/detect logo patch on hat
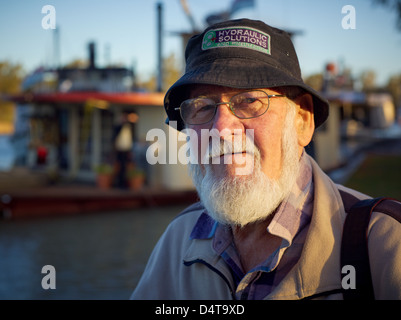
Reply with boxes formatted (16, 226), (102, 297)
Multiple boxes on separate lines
(202, 26), (271, 55)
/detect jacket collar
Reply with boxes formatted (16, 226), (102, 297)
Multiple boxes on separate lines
(267, 155), (346, 299)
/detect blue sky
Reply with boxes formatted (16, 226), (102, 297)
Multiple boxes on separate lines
(0, 0), (400, 86)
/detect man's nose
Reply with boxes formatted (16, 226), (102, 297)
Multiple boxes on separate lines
(211, 101), (243, 134)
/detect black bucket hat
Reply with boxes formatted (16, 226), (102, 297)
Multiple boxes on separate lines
(164, 18), (329, 131)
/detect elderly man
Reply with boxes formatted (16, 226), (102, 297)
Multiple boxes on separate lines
(131, 19), (401, 300)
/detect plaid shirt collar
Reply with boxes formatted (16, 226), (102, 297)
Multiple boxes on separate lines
(189, 152), (314, 299)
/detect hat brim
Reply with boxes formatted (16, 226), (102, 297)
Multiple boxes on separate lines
(164, 57), (329, 131)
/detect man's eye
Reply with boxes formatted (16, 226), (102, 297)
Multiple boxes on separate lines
(191, 104), (214, 118)
(244, 98), (258, 103)
(235, 97), (261, 108)
(199, 104), (215, 111)
(236, 97), (260, 104)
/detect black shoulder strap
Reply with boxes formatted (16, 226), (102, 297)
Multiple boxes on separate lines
(339, 190), (401, 300)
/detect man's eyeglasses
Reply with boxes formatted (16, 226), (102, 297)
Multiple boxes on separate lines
(175, 90), (286, 125)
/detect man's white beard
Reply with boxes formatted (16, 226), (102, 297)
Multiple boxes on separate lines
(188, 108), (300, 228)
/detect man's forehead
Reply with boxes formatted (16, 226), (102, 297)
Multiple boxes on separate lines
(188, 84), (281, 97)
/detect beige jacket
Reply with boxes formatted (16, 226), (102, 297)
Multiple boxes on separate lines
(131, 155), (401, 300)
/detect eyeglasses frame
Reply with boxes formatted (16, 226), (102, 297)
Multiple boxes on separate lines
(174, 89), (287, 125)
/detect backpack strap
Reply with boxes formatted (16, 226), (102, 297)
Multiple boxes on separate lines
(339, 189), (401, 300)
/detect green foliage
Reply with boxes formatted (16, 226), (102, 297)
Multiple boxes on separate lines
(94, 164), (114, 175)
(0, 61), (24, 94)
(345, 154), (401, 200)
(0, 61), (24, 132)
(304, 73), (324, 92)
(137, 53), (182, 92)
(126, 167), (145, 178)
(387, 73), (401, 106)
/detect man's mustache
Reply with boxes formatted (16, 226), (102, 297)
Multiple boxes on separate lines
(203, 134), (259, 164)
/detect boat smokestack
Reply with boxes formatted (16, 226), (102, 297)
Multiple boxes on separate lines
(88, 41), (96, 69)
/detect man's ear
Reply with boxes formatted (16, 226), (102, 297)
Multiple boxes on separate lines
(294, 93), (315, 147)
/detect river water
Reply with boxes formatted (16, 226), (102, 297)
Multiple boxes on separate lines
(0, 205), (186, 300)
